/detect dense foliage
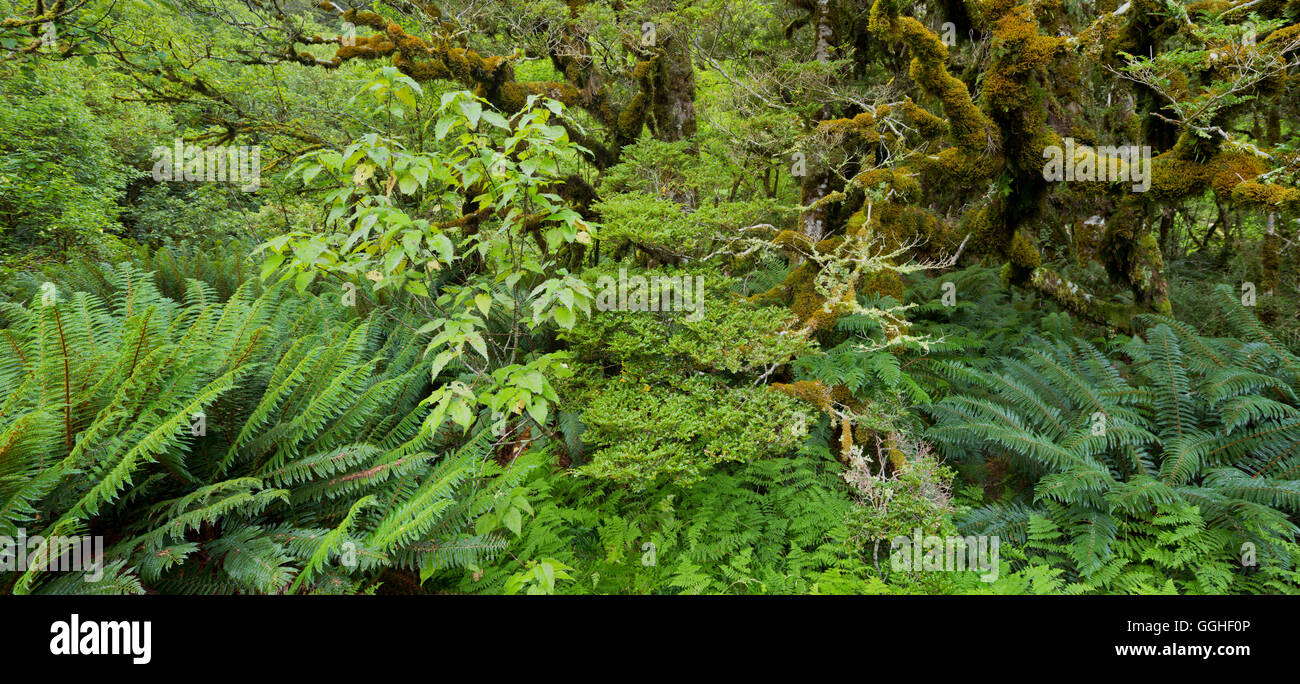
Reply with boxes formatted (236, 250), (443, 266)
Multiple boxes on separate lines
(2, 0), (1298, 594)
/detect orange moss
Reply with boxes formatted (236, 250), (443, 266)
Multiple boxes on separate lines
(331, 34), (397, 64)
(341, 10), (386, 29)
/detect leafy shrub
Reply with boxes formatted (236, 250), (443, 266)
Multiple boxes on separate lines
(560, 266), (814, 486)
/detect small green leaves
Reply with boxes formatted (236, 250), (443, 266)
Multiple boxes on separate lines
(529, 271), (593, 330)
(504, 559), (574, 595)
(357, 66), (423, 117)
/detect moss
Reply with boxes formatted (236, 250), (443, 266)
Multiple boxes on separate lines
(964, 203), (1006, 258)
(493, 80), (579, 113)
(1187, 0), (1234, 12)
(850, 169), (922, 204)
(1013, 122), (1060, 177)
(866, 202), (953, 257)
(769, 229), (807, 254)
(497, 82), (530, 112)
(1135, 232), (1171, 314)
(1149, 148), (1292, 209)
(982, 6), (1063, 113)
(403, 57), (453, 81)
(1068, 125), (1097, 147)
(860, 269), (905, 300)
(1232, 181), (1300, 210)
(820, 111), (884, 145)
(748, 241), (851, 334)
(330, 34), (397, 65)
(844, 208), (869, 235)
(395, 32), (429, 54)
(1028, 267), (1138, 331)
(931, 146), (1001, 185)
(632, 59), (655, 81)
(889, 172), (922, 200)
(617, 92), (649, 139)
(1167, 130), (1218, 162)
(870, 0), (1000, 157)
(1262, 231), (1281, 295)
(900, 98), (947, 139)
(773, 380), (876, 460)
(443, 48), (476, 81)
(1148, 154), (1210, 201)
(1073, 217), (1105, 268)
(773, 379), (833, 412)
(850, 168), (891, 191)
(341, 10), (386, 29)
(1007, 230), (1041, 270)
(1262, 23), (1300, 50)
(839, 419), (855, 456)
(1207, 152), (1267, 200)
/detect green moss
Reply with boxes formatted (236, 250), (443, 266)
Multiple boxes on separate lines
(1232, 181), (1300, 211)
(870, 0), (1000, 157)
(1007, 230), (1041, 270)
(900, 98), (947, 139)
(1149, 155), (1210, 201)
(617, 92), (648, 139)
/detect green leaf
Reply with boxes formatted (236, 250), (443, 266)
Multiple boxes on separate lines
(526, 399), (547, 426)
(398, 174), (418, 195)
(450, 399), (473, 429)
(481, 110), (509, 129)
(459, 99), (483, 129)
(435, 115), (455, 140)
(503, 508), (522, 536)
(294, 270), (315, 293)
(552, 306), (576, 329)
(466, 332), (488, 359)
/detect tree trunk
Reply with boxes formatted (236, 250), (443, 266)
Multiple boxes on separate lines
(797, 0), (840, 242)
(650, 35), (697, 145)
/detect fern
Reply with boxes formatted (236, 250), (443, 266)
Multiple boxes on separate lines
(0, 247), (514, 595)
(929, 296), (1300, 592)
